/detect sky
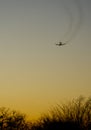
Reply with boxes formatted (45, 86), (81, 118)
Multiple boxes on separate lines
(0, 0), (91, 120)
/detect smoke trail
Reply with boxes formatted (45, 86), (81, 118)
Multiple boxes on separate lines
(61, 1), (74, 42)
(65, 0), (83, 43)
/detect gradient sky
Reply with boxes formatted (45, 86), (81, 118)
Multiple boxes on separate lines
(0, 0), (91, 120)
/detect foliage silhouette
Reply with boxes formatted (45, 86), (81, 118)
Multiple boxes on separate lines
(0, 107), (30, 130)
(0, 96), (91, 130)
(31, 96), (91, 130)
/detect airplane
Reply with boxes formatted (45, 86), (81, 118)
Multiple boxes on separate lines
(55, 42), (66, 46)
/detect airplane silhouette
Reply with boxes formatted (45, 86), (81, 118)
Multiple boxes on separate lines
(56, 42), (66, 46)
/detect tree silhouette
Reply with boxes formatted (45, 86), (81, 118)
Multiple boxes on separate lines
(0, 107), (30, 130)
(31, 96), (91, 130)
(0, 96), (91, 130)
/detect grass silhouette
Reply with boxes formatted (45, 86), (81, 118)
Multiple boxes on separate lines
(0, 96), (91, 130)
(31, 96), (91, 130)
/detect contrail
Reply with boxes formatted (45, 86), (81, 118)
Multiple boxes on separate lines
(66, 0), (83, 43)
(61, 0), (83, 43)
(61, 1), (74, 42)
